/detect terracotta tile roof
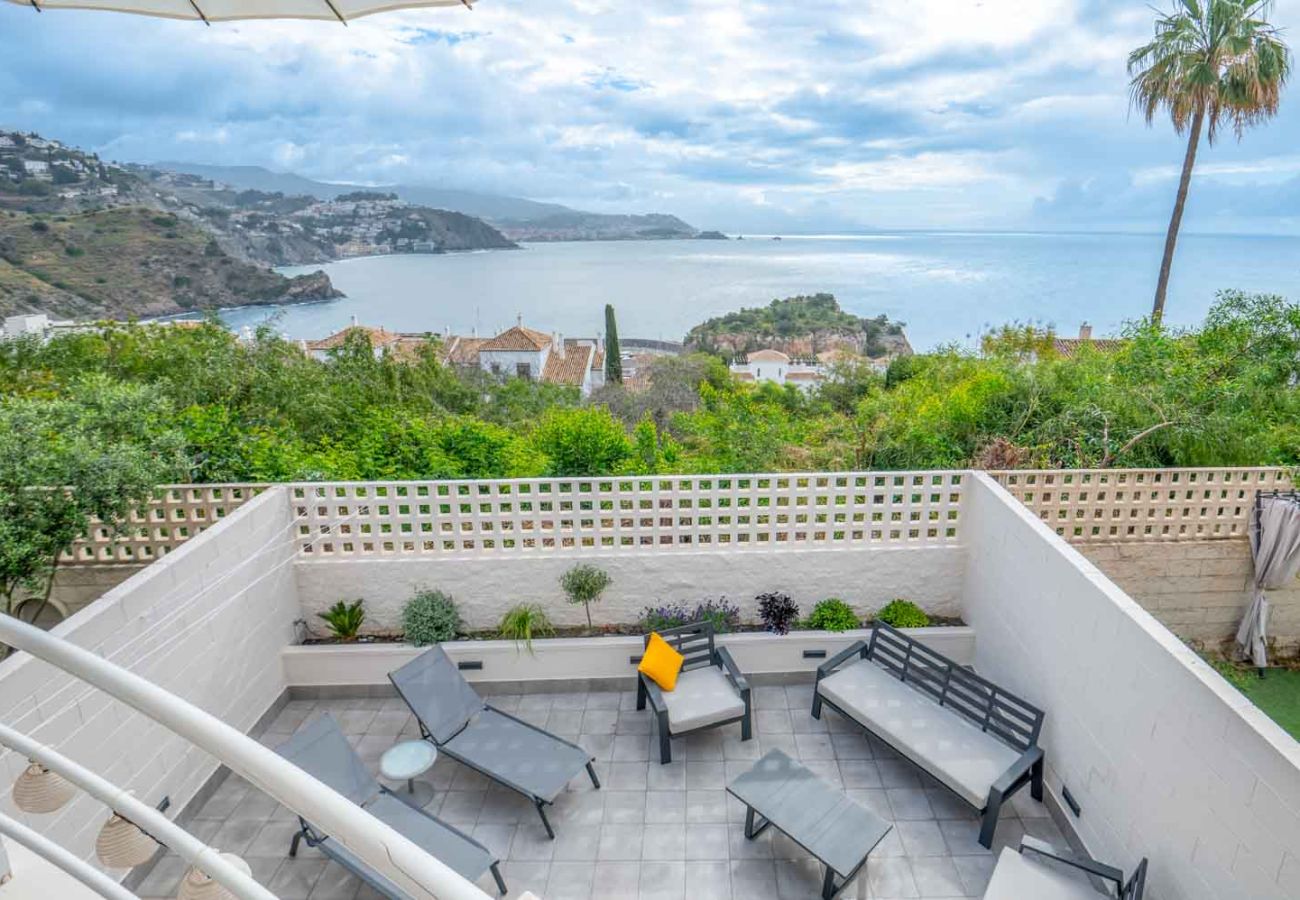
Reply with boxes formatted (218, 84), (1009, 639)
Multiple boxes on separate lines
(479, 324), (553, 352)
(734, 371), (756, 382)
(747, 349), (790, 363)
(785, 371), (822, 381)
(542, 343), (594, 387)
(1051, 337), (1124, 359)
(305, 325), (402, 353)
(442, 336), (490, 366)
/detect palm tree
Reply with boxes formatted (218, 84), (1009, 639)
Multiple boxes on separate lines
(1129, 0), (1291, 322)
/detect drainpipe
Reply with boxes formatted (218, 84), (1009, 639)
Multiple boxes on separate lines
(0, 615), (493, 900)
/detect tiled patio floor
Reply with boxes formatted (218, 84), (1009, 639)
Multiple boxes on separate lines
(135, 684), (1075, 900)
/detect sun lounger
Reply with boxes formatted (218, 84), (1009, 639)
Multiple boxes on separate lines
(275, 713), (506, 896)
(389, 645), (600, 838)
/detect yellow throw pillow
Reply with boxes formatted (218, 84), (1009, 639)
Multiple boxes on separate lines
(638, 632), (684, 691)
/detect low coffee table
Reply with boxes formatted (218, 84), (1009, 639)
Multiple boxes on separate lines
(727, 749), (892, 900)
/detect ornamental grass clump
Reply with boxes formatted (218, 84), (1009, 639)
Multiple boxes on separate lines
(757, 592), (799, 635)
(560, 564), (611, 634)
(498, 603), (555, 654)
(402, 589), (462, 646)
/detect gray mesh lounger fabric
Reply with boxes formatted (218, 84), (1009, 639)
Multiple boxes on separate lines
(389, 645), (600, 837)
(275, 714), (503, 895)
(444, 707), (592, 803)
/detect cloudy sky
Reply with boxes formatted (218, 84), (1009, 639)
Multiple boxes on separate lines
(1, 0), (1298, 232)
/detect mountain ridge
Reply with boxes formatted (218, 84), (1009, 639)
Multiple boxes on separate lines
(153, 161), (699, 240)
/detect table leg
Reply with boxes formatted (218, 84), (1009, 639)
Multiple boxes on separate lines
(743, 806), (772, 840)
(400, 779), (437, 809)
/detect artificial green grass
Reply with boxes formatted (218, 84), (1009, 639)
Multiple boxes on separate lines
(1239, 669), (1300, 741)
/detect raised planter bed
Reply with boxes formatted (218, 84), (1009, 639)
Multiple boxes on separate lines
(281, 626), (976, 691)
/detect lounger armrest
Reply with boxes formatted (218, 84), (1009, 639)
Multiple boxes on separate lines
(1020, 836), (1124, 889)
(714, 646), (749, 695)
(638, 671), (666, 712)
(991, 746), (1043, 796)
(817, 640), (868, 680)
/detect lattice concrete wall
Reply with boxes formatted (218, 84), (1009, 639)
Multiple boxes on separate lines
(62, 484), (266, 564)
(289, 471), (967, 557)
(990, 467), (1292, 542)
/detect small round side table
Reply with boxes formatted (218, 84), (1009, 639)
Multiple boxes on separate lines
(380, 740), (438, 809)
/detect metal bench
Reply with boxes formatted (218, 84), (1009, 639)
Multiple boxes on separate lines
(813, 621), (1046, 848)
(984, 837), (1148, 899)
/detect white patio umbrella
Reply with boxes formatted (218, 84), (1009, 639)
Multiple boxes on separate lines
(2, 0), (470, 25)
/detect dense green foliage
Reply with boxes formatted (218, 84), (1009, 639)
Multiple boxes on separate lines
(318, 599), (365, 641)
(805, 598), (860, 632)
(402, 589), (462, 645)
(0, 378), (186, 627)
(873, 599), (931, 629)
(1, 291), (1298, 491)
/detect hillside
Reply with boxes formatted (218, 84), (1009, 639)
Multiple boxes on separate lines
(685, 293), (912, 358)
(155, 161), (700, 241)
(0, 207), (339, 319)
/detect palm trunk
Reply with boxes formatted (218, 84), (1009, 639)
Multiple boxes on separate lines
(1152, 108), (1205, 324)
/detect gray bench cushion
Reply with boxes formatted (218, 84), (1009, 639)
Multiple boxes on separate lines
(818, 659), (1019, 808)
(663, 666), (745, 732)
(983, 847), (1104, 899)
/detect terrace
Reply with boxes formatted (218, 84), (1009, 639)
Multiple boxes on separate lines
(1, 468), (1298, 900)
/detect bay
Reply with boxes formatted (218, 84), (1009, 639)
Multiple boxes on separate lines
(218, 232), (1300, 351)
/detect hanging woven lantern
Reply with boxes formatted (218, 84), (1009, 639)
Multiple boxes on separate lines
(176, 853), (253, 900)
(12, 761), (76, 814)
(95, 811), (160, 868)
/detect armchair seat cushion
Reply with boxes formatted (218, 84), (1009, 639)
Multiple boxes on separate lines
(983, 847), (1104, 900)
(818, 659), (1019, 808)
(663, 666), (745, 732)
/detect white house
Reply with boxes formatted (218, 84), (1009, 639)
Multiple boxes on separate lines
(730, 348), (826, 390)
(22, 160), (50, 178)
(1, 314), (51, 340)
(474, 321), (604, 396)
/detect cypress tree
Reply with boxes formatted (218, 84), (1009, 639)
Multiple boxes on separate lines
(604, 304), (623, 384)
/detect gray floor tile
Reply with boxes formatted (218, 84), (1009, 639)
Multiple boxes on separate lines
(598, 824), (645, 861)
(268, 858), (328, 900)
(545, 861), (595, 900)
(639, 860), (686, 899)
(641, 823), (686, 860)
(593, 861), (641, 898)
(686, 860), (734, 899)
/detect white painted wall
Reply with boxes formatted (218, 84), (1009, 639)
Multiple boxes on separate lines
(0, 487), (299, 872)
(293, 544), (965, 634)
(961, 473), (1300, 900)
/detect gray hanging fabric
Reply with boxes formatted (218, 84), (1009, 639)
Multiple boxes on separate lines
(1237, 495), (1300, 669)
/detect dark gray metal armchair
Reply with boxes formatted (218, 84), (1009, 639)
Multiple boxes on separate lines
(635, 621), (752, 764)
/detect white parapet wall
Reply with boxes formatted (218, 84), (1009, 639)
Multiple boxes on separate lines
(294, 544), (966, 632)
(0, 486), (300, 869)
(963, 472), (1300, 900)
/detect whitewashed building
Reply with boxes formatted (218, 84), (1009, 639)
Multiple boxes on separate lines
(470, 321), (604, 396)
(730, 348), (826, 390)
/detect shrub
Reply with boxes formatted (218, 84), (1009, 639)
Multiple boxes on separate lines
(806, 598), (859, 632)
(873, 599), (930, 629)
(757, 592), (799, 635)
(640, 597), (740, 634)
(318, 599), (364, 641)
(403, 589), (462, 646)
(560, 564), (611, 633)
(498, 603), (555, 653)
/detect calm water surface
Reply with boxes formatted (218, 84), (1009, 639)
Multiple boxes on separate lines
(220, 232), (1300, 350)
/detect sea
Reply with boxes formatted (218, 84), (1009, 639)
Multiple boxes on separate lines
(217, 231), (1300, 351)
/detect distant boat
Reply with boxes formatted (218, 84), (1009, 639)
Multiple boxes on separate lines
(771, 236), (782, 241)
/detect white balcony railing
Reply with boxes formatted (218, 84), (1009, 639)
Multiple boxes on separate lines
(289, 471), (969, 557)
